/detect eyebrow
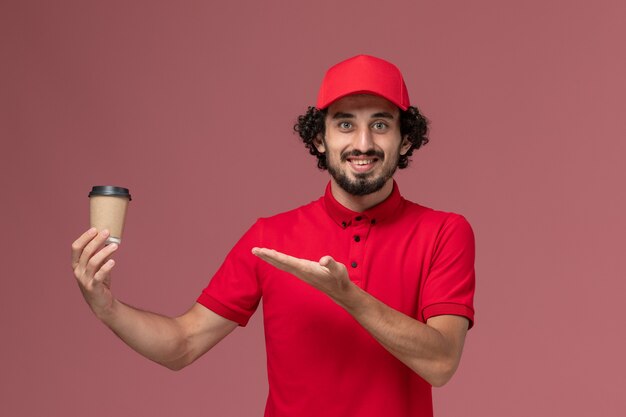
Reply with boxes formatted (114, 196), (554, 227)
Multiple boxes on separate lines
(331, 112), (354, 119)
(371, 112), (395, 119)
(331, 111), (395, 119)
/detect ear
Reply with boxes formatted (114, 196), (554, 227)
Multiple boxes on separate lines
(314, 134), (326, 153)
(399, 136), (411, 155)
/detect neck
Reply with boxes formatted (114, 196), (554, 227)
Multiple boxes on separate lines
(329, 178), (394, 212)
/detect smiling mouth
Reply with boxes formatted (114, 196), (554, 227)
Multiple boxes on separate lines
(346, 157), (380, 172)
(349, 158), (377, 165)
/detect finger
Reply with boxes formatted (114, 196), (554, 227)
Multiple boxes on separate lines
(252, 248), (288, 264)
(71, 228), (98, 268)
(256, 248), (303, 265)
(93, 259), (115, 283)
(252, 248), (312, 274)
(252, 247), (283, 259)
(85, 243), (119, 279)
(252, 248), (292, 271)
(77, 229), (111, 273)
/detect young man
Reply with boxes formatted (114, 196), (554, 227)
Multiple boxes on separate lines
(72, 55), (476, 417)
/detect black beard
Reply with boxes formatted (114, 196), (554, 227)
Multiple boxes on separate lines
(326, 149), (399, 196)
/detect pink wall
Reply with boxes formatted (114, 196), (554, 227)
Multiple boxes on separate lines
(2, 1), (625, 416)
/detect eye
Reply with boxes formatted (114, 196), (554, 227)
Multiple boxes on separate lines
(338, 121), (352, 130)
(372, 121), (388, 130)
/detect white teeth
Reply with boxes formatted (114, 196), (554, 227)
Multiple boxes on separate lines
(352, 159), (373, 165)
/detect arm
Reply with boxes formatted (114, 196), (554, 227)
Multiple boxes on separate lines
(252, 248), (468, 387)
(338, 284), (468, 387)
(72, 228), (238, 370)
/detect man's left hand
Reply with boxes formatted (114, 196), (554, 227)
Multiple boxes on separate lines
(251, 248), (354, 303)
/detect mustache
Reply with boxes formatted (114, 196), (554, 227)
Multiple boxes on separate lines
(340, 149), (384, 162)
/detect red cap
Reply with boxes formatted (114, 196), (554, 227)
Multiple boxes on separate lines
(316, 55), (410, 110)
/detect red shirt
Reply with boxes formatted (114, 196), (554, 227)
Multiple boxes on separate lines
(198, 181), (475, 417)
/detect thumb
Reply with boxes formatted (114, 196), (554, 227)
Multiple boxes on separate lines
(319, 256), (343, 273)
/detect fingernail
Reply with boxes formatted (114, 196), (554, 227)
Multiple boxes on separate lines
(110, 243), (118, 250)
(88, 227), (97, 234)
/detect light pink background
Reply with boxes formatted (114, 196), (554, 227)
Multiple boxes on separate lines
(2, 1), (625, 416)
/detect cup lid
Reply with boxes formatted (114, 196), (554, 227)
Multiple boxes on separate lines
(88, 186), (132, 201)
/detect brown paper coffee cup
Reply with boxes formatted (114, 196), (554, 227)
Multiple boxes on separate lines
(89, 186), (132, 245)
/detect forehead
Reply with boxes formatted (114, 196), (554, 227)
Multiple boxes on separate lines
(327, 94), (399, 117)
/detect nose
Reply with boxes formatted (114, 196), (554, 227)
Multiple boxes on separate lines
(353, 126), (374, 153)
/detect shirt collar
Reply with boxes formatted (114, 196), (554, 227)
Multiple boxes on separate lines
(323, 180), (404, 228)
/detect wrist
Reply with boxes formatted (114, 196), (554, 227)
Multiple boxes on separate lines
(94, 298), (120, 323)
(334, 280), (366, 312)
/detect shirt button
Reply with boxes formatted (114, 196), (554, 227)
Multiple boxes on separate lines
(353, 235), (360, 242)
(341, 221), (347, 228)
(355, 216), (362, 221)
(351, 261), (358, 268)
(371, 219), (376, 225)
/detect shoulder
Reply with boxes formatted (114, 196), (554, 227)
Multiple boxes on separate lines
(222, 197), (325, 256)
(248, 196), (326, 235)
(399, 198), (473, 233)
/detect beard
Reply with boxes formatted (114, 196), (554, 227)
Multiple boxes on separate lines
(325, 148), (400, 196)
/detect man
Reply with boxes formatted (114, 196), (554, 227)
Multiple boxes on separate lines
(72, 55), (475, 417)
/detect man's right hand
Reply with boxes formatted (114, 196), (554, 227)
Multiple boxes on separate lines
(69, 227), (238, 370)
(71, 228), (119, 318)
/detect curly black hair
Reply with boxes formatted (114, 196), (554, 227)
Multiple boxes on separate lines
(294, 105), (429, 170)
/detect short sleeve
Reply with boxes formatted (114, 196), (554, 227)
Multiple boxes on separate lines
(420, 214), (476, 328)
(197, 221), (264, 326)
